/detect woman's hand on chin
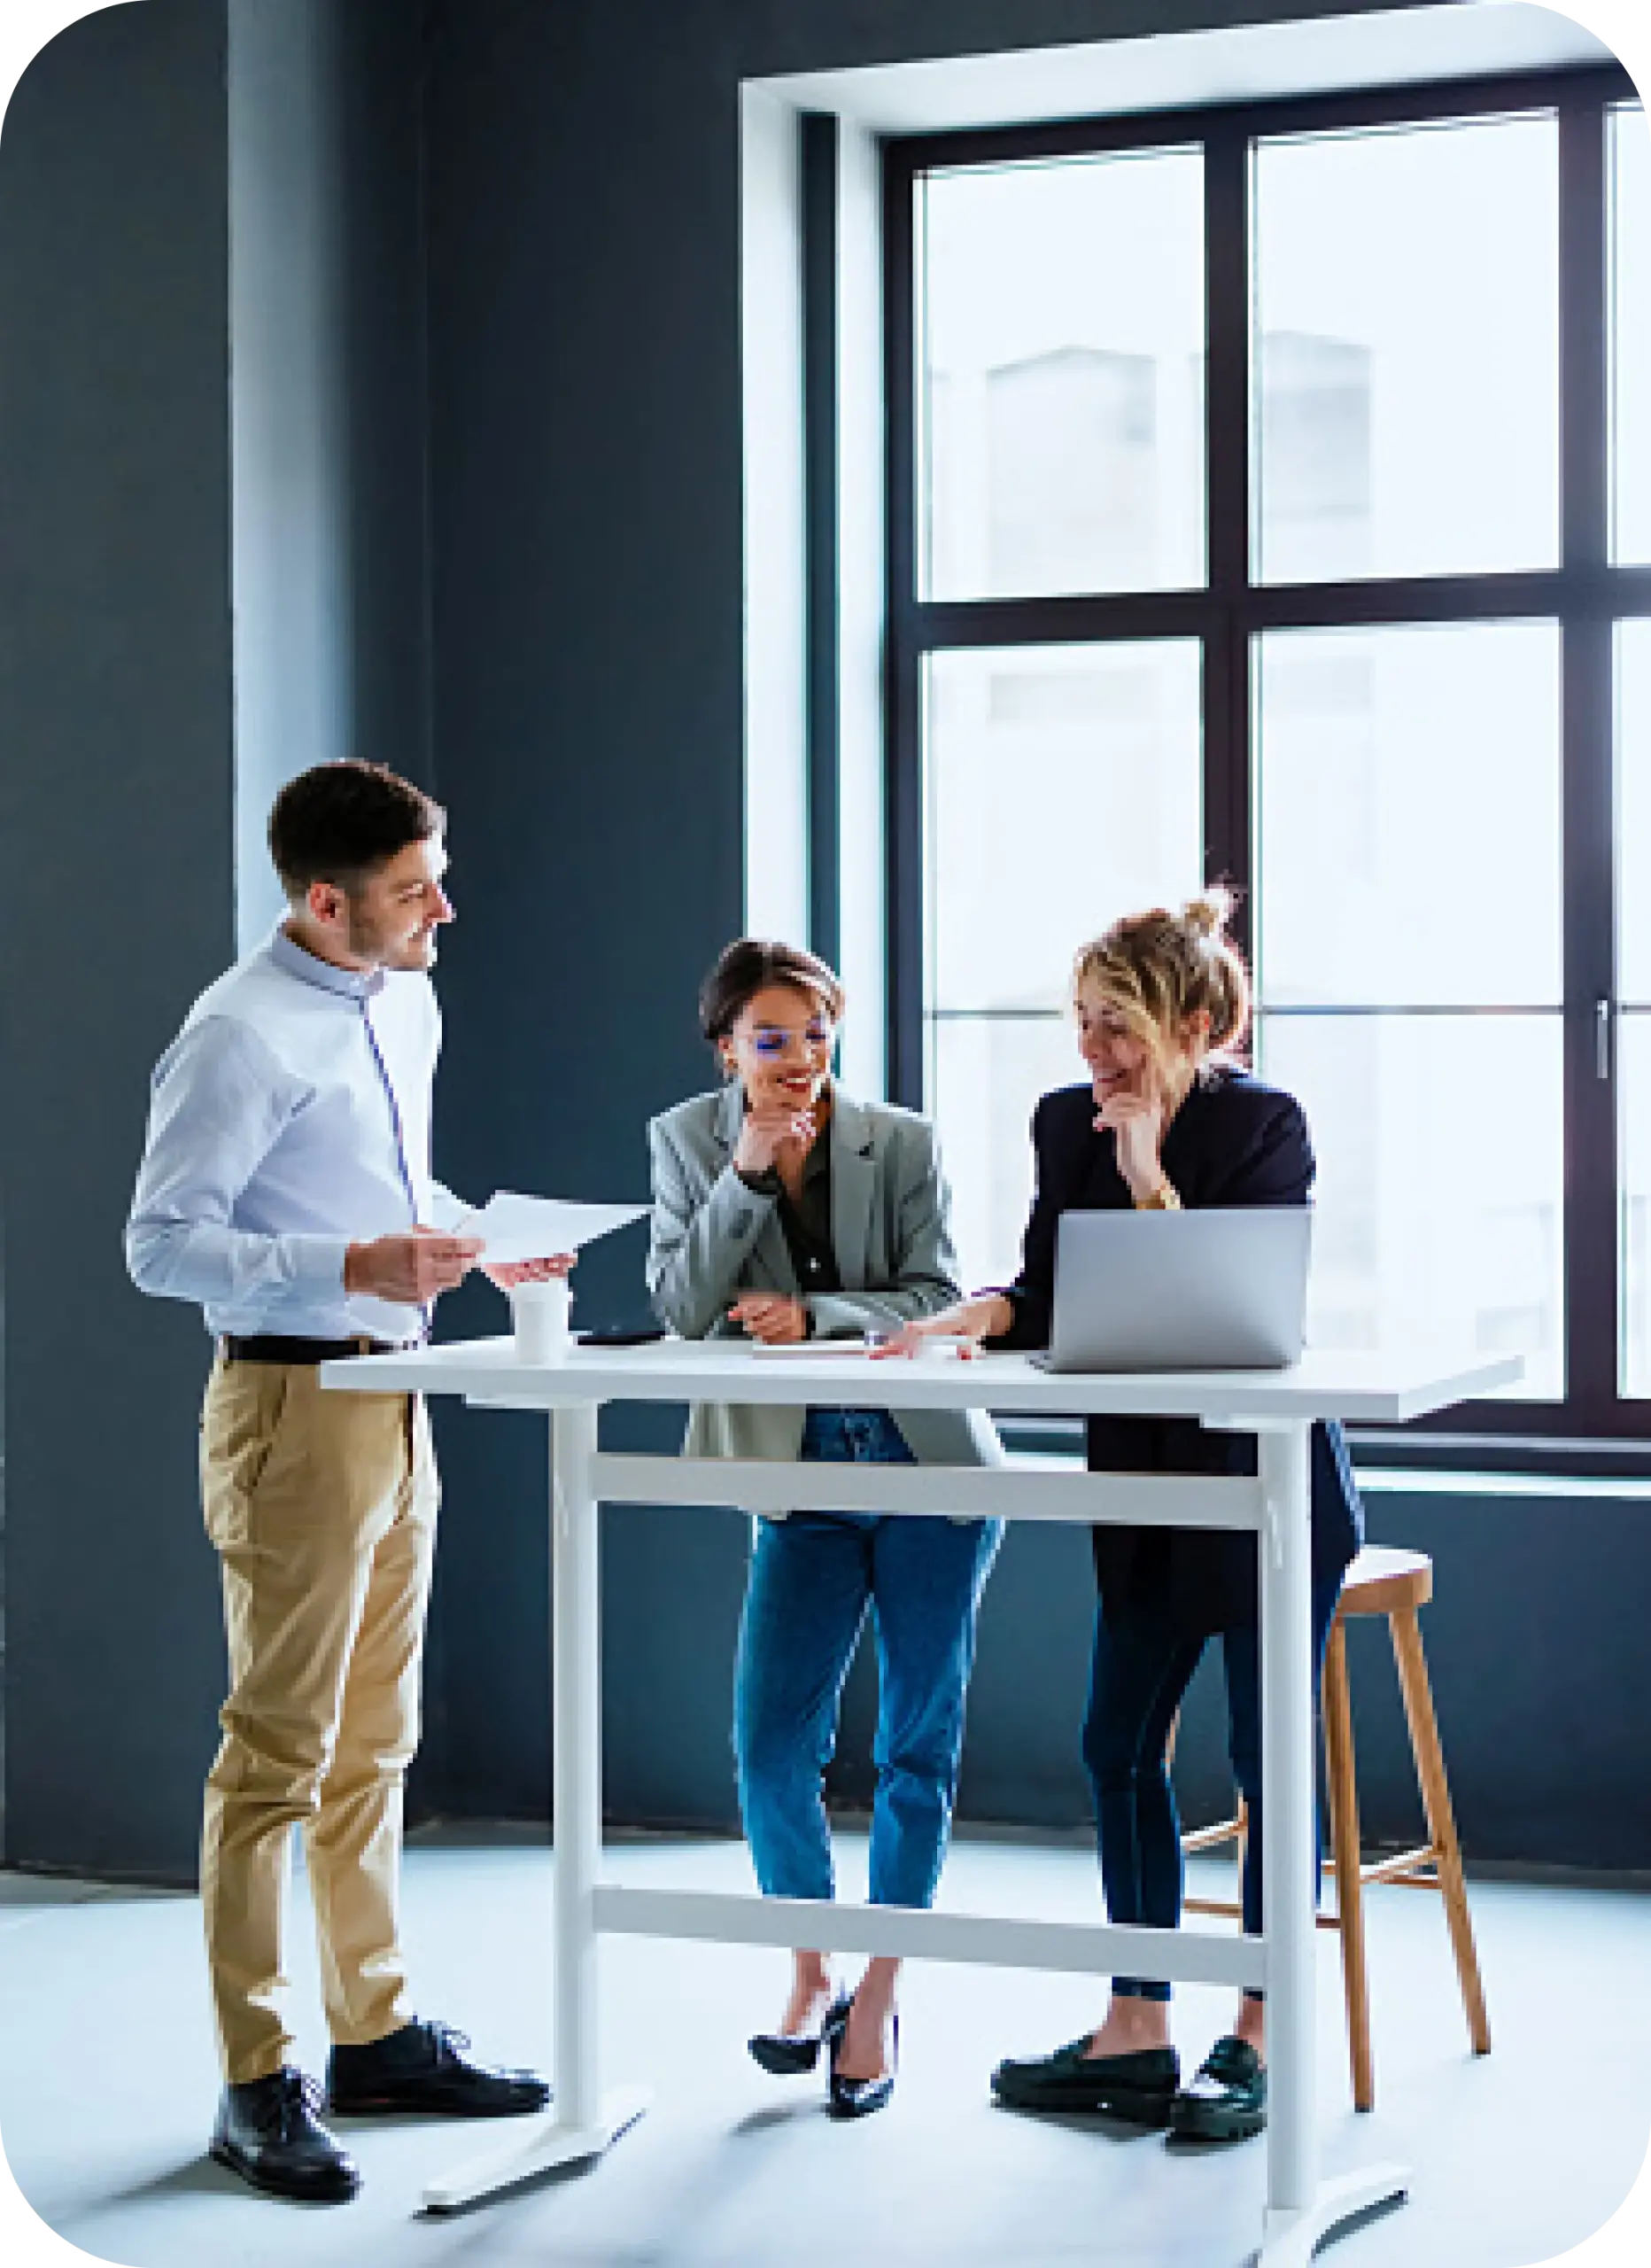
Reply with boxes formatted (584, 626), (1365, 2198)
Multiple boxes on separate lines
(1094, 1080), (1170, 1202)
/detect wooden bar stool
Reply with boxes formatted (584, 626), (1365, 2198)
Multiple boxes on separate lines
(1180, 1543), (1491, 2111)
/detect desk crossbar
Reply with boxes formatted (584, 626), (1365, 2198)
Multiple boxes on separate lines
(589, 1454), (1265, 1529)
(591, 1883), (1267, 1990)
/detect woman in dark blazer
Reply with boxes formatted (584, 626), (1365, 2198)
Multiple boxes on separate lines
(879, 891), (1360, 2145)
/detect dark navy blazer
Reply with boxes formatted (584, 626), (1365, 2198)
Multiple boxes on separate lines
(990, 1068), (1363, 1635)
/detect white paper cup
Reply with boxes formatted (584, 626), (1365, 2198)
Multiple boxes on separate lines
(510, 1278), (572, 1363)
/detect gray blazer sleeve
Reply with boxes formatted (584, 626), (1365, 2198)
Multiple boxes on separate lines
(646, 1110), (775, 1339)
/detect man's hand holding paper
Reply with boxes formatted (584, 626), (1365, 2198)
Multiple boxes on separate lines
(457, 1192), (648, 1290)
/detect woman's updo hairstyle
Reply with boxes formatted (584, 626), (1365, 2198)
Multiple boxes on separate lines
(1071, 886), (1251, 1079)
(698, 937), (845, 1048)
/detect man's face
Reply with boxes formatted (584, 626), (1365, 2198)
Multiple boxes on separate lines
(342, 836), (454, 971)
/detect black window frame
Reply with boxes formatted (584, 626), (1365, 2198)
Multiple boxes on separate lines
(880, 64), (1651, 1471)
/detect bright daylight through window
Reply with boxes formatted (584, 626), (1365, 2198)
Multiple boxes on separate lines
(894, 79), (1651, 1442)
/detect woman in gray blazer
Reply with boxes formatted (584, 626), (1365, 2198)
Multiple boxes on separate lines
(647, 938), (1002, 2119)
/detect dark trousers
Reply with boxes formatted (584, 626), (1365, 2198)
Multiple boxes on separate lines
(1081, 1568), (1344, 2002)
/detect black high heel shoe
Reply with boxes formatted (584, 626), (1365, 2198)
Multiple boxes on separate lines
(748, 1991), (850, 2076)
(828, 2005), (899, 2119)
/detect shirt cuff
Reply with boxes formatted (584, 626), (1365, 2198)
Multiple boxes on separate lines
(734, 1163), (784, 1198)
(289, 1234), (353, 1292)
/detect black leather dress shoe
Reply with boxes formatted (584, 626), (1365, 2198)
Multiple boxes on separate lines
(827, 2008), (898, 2120)
(990, 2038), (1181, 2123)
(209, 2069), (360, 2202)
(327, 2020), (550, 2117)
(1168, 2035), (1267, 2142)
(748, 1992), (851, 2076)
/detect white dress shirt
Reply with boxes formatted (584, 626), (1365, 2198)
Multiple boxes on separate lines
(126, 927), (469, 1343)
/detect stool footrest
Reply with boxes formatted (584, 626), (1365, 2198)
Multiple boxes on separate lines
(1315, 1842), (1439, 1891)
(1185, 1894), (1339, 1932)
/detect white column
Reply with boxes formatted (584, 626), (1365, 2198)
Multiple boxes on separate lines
(552, 1400), (602, 2129)
(1258, 1423), (1316, 2218)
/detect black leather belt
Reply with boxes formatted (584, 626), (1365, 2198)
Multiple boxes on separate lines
(221, 1334), (408, 1364)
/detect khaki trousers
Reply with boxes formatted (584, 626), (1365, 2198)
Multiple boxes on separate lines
(198, 1355), (438, 2085)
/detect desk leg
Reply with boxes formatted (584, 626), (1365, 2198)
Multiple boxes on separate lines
(422, 1401), (647, 2212)
(1256, 1426), (1406, 2262)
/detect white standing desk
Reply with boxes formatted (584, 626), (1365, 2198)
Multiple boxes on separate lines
(322, 1337), (1519, 2256)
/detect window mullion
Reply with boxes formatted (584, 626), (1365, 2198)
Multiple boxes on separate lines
(884, 145), (923, 1107)
(1205, 122), (1252, 945)
(1559, 91), (1616, 1420)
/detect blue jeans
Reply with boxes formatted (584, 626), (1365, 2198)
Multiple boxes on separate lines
(732, 1407), (1003, 1911)
(1082, 1567), (1345, 2002)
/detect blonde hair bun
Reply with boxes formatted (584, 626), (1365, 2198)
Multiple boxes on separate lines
(1072, 882), (1252, 1068)
(1182, 886), (1233, 942)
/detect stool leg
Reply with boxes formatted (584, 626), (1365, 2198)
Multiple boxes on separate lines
(1322, 1618), (1375, 2112)
(1389, 1604), (1492, 2058)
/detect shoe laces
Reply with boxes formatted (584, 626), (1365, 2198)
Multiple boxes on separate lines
(271, 2069), (327, 2141)
(422, 2021), (472, 2068)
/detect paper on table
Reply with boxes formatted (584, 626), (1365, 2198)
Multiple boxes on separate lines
(456, 1192), (648, 1263)
(751, 1338), (872, 1355)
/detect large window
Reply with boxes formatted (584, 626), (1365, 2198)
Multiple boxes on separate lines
(887, 74), (1651, 1451)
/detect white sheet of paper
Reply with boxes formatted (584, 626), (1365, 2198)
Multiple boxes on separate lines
(456, 1192), (648, 1263)
(751, 1338), (872, 1355)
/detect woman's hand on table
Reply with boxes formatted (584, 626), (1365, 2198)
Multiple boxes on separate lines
(870, 1295), (1012, 1360)
(729, 1291), (809, 1345)
(482, 1252), (577, 1292)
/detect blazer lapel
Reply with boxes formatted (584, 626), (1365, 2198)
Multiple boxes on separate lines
(828, 1090), (878, 1291)
(713, 1076), (798, 1293)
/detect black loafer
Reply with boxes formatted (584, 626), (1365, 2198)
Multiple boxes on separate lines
(990, 2038), (1180, 2124)
(1168, 2035), (1267, 2142)
(748, 1992), (851, 2076)
(209, 2068), (360, 2202)
(327, 2019), (549, 2118)
(827, 2008), (897, 2120)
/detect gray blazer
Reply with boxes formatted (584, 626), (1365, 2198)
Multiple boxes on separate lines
(646, 1081), (1003, 1481)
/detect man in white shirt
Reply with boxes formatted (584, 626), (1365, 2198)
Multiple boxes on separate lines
(128, 761), (564, 2202)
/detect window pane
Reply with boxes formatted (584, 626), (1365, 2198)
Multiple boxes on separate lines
(1617, 619), (1651, 1002)
(919, 150), (1205, 599)
(1612, 105), (1651, 565)
(1619, 1013), (1651, 1398)
(1257, 1012), (1563, 1399)
(925, 641), (1203, 1016)
(1255, 622), (1562, 1009)
(927, 1014), (1088, 1289)
(1253, 115), (1559, 584)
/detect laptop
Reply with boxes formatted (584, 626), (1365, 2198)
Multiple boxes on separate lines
(1028, 1207), (1313, 1374)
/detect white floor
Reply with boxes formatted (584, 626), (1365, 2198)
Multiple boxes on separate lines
(2, 1829), (1647, 2268)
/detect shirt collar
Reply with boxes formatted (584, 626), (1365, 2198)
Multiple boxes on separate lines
(268, 923), (385, 1000)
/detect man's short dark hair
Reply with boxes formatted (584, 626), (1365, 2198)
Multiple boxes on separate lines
(698, 938), (845, 1045)
(267, 762), (446, 897)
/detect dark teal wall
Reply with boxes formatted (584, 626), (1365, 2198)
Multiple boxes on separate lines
(4, 0), (1641, 1882)
(0, 0), (434, 1877)
(0, 0), (235, 1876)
